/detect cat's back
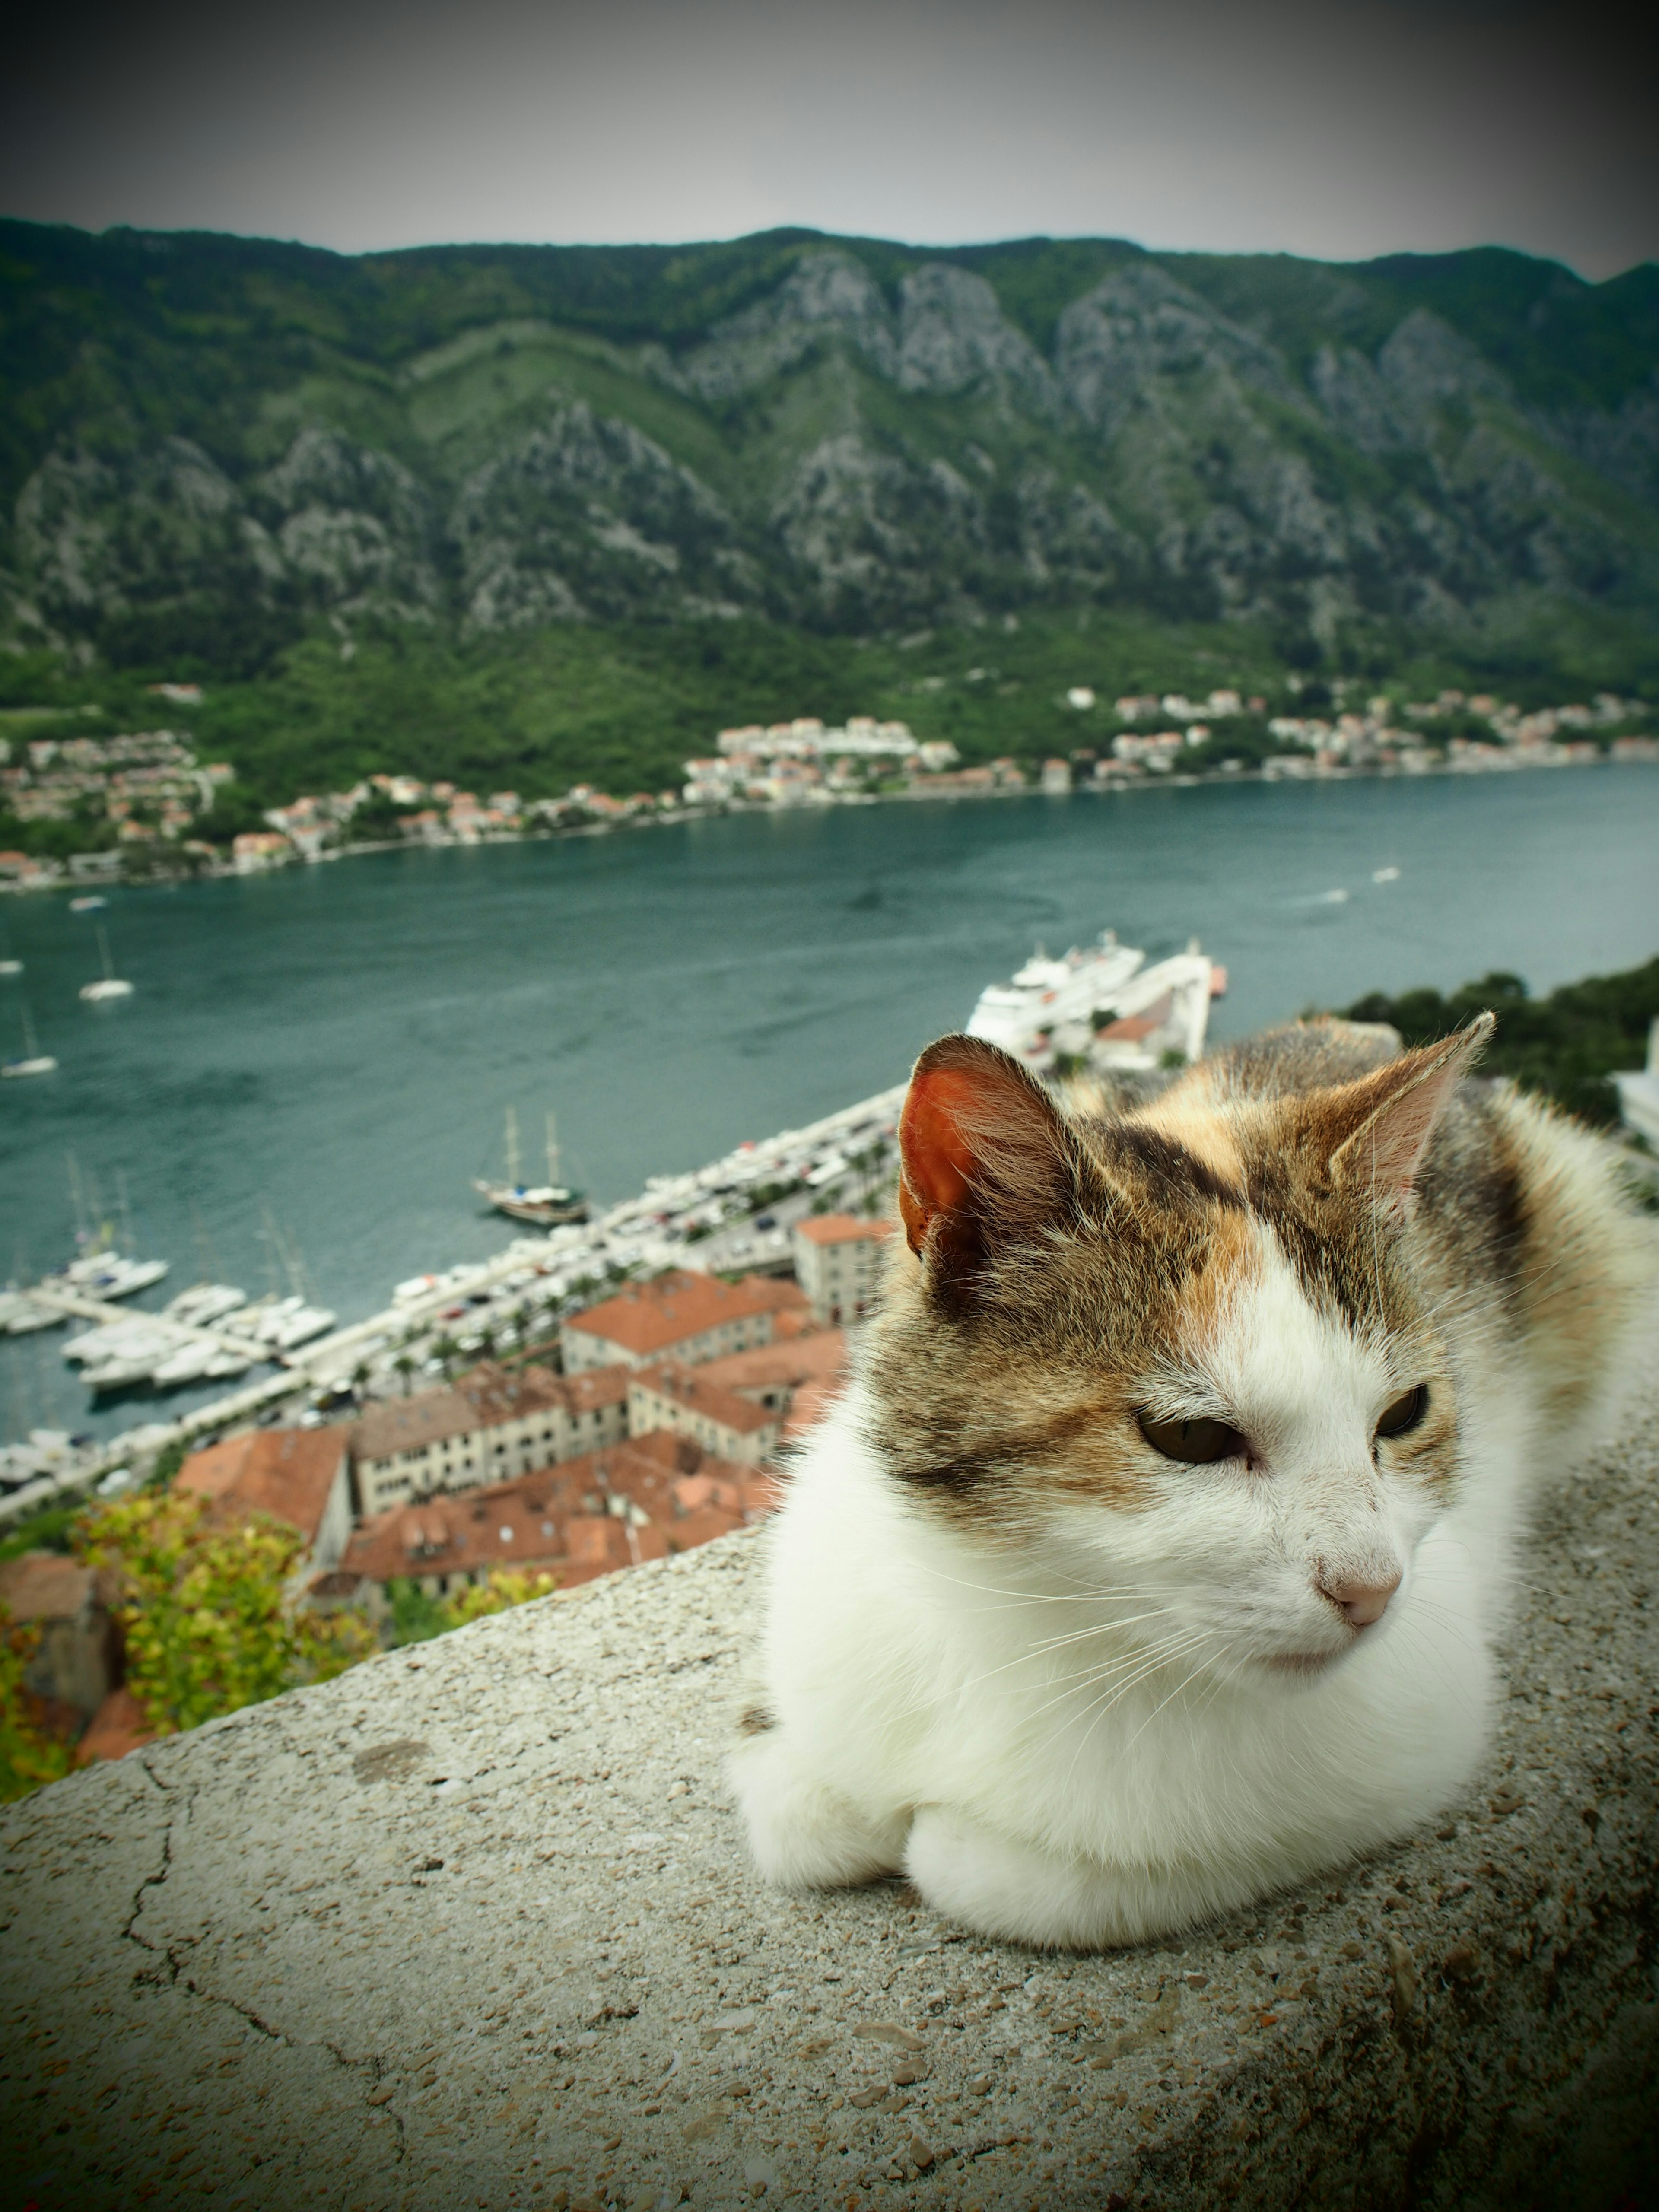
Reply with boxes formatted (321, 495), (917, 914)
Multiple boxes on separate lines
(1207, 1016), (1405, 1101)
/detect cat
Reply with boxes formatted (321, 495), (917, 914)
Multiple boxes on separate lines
(731, 1016), (1655, 1948)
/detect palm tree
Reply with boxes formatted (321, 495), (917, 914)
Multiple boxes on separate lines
(352, 1360), (371, 1399)
(394, 1352), (416, 1397)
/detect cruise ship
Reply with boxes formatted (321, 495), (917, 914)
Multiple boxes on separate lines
(966, 930), (1224, 1072)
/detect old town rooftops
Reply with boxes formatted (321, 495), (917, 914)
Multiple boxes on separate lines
(629, 1361), (779, 1436)
(793, 1212), (895, 1246)
(696, 1328), (847, 1401)
(175, 1427), (348, 1547)
(353, 1361), (632, 1460)
(337, 1430), (773, 1589)
(563, 1268), (807, 1358)
(456, 1360), (630, 1424)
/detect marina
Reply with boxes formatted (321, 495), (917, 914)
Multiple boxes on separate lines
(3, 766), (1656, 1458)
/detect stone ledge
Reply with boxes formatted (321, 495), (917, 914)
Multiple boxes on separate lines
(3, 1399), (1656, 2211)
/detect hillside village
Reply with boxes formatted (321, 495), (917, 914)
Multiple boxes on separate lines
(1, 1215), (893, 1764)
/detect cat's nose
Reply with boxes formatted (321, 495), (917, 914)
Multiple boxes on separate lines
(1319, 1567), (1402, 1627)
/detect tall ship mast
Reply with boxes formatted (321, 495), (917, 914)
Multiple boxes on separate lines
(472, 1105), (589, 1226)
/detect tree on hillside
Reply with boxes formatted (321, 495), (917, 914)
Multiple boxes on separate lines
(75, 1492), (374, 1738)
(0, 1609), (74, 1803)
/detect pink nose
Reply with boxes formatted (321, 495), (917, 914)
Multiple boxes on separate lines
(1321, 1568), (1402, 1628)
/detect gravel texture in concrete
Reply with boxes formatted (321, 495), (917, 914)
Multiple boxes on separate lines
(3, 1401), (1657, 2212)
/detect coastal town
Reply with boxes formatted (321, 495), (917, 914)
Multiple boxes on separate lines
(1, 685), (1653, 890)
(0, 1084), (903, 1765)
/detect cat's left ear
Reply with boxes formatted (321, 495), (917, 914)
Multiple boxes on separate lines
(899, 1033), (1081, 1295)
(1320, 1013), (1494, 1211)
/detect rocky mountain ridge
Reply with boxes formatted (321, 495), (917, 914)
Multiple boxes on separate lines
(2, 222), (1656, 668)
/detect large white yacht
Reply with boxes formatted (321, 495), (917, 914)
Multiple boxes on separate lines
(966, 929), (1223, 1072)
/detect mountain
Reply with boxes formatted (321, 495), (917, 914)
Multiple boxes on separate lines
(3, 220), (1657, 683)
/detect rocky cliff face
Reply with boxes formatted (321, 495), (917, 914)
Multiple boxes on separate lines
(3, 227), (1654, 662)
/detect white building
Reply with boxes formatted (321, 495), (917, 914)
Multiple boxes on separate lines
(792, 1214), (894, 1326)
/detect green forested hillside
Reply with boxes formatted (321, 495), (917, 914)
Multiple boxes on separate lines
(2, 219), (1657, 798)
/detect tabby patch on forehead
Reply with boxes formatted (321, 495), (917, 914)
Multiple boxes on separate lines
(1090, 1119), (1247, 1216)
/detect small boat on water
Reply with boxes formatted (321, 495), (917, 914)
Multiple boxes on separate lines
(2, 1004), (56, 1078)
(59, 1250), (170, 1299)
(163, 1282), (248, 1327)
(474, 1108), (589, 1227)
(1, 1292), (59, 1335)
(80, 925), (134, 1002)
(0, 959), (20, 977)
(69, 895), (108, 912)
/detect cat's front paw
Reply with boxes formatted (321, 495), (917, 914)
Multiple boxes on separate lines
(731, 1730), (909, 1891)
(906, 1806), (1159, 1949)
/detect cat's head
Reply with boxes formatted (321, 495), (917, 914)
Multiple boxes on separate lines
(865, 1016), (1494, 1684)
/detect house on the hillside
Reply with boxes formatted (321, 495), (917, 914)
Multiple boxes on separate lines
(332, 1431), (773, 1613)
(627, 1361), (783, 1465)
(560, 1269), (808, 1374)
(0, 1554), (118, 1723)
(792, 1214), (894, 1325)
(350, 1361), (630, 1516)
(175, 1427), (353, 1586)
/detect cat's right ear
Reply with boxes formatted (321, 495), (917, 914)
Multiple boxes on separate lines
(899, 1033), (1079, 1298)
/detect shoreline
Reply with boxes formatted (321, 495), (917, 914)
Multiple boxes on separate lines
(6, 742), (1656, 899)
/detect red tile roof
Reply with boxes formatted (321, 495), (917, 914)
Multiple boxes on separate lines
(630, 1362), (779, 1437)
(697, 1328), (847, 1400)
(340, 1432), (769, 1591)
(795, 1214), (894, 1247)
(564, 1269), (807, 1358)
(176, 1427), (347, 1547)
(0, 1554), (97, 1625)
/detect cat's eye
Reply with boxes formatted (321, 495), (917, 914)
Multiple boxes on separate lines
(1137, 1412), (1246, 1465)
(1376, 1385), (1429, 1439)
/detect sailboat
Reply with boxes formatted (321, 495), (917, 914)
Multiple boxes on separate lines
(473, 1106), (588, 1226)
(2, 1003), (57, 1078)
(80, 925), (134, 1002)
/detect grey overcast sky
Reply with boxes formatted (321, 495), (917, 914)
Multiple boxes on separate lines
(2, 0), (1655, 278)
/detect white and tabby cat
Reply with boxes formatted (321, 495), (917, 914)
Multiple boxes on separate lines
(732, 1017), (1654, 1947)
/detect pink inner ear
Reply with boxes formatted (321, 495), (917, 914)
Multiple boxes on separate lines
(899, 1068), (984, 1248)
(1330, 1016), (1493, 1205)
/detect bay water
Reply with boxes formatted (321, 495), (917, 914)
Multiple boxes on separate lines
(3, 765), (1656, 1446)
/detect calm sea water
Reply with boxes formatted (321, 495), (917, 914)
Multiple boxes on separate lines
(3, 766), (1657, 1445)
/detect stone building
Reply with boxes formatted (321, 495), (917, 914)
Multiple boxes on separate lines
(791, 1213), (894, 1325)
(0, 1554), (118, 1721)
(333, 1431), (773, 1610)
(350, 1362), (629, 1516)
(626, 1361), (783, 1465)
(559, 1269), (808, 1374)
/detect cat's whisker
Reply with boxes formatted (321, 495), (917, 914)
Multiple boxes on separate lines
(1060, 1632), (1227, 1784)
(1016, 1629), (1221, 1735)
(1016, 1628), (1219, 1722)
(887, 1611), (1189, 1722)
(1119, 1643), (1237, 1761)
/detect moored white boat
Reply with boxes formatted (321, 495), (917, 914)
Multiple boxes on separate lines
(163, 1283), (248, 1327)
(79, 925), (134, 1002)
(273, 1304), (337, 1350)
(966, 928), (1223, 1073)
(2, 1004), (55, 1077)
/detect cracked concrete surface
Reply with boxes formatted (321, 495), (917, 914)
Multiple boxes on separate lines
(3, 1397), (1657, 2212)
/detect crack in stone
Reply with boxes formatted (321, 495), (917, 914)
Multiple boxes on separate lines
(120, 1762), (196, 1958)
